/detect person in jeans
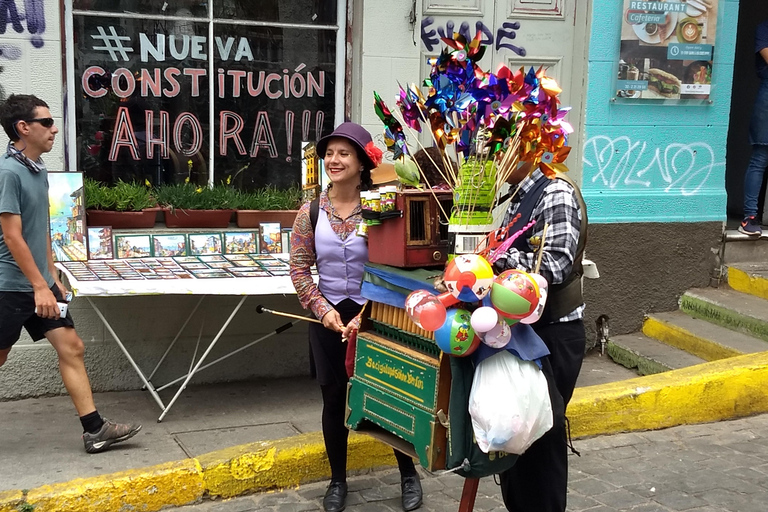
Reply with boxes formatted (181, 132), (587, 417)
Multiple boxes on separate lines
(740, 19), (768, 236)
(290, 122), (423, 512)
(0, 94), (141, 453)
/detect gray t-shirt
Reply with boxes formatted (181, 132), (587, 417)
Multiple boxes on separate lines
(0, 154), (54, 291)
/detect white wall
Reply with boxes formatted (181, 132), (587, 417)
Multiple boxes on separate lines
(356, 1), (422, 147)
(0, 0), (65, 168)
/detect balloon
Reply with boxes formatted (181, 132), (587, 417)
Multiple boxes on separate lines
(470, 306), (499, 334)
(437, 291), (460, 308)
(482, 318), (512, 348)
(491, 269), (540, 320)
(404, 290), (447, 331)
(443, 254), (495, 302)
(434, 308), (480, 356)
(521, 273), (548, 325)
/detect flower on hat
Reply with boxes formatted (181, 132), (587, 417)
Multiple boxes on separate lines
(365, 141), (383, 167)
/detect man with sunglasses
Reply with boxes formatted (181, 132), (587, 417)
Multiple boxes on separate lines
(0, 94), (141, 453)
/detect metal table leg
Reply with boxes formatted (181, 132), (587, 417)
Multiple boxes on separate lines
(145, 295), (206, 383)
(87, 297), (166, 411)
(157, 295), (248, 422)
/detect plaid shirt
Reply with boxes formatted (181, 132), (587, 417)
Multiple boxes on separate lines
(496, 168), (584, 322)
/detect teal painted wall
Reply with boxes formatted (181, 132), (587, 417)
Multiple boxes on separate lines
(582, 0), (739, 223)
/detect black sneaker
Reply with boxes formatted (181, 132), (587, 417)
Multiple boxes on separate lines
(739, 216), (762, 236)
(82, 418), (142, 453)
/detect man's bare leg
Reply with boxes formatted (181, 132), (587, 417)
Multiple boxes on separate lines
(45, 326), (96, 416)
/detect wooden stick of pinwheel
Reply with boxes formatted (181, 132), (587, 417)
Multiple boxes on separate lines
(534, 222), (550, 275)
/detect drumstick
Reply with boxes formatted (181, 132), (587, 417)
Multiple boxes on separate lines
(256, 305), (323, 324)
(534, 223), (550, 275)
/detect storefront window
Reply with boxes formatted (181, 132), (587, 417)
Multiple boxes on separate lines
(67, 1), (339, 190)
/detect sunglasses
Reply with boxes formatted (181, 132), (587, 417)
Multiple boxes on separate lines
(24, 117), (55, 128)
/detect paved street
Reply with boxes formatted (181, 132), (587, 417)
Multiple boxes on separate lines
(174, 413), (768, 512)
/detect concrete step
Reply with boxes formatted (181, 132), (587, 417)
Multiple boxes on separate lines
(680, 287), (768, 343)
(726, 262), (768, 301)
(643, 310), (768, 362)
(606, 333), (707, 376)
(722, 229), (768, 264)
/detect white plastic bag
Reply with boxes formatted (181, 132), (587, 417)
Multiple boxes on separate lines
(468, 350), (553, 455)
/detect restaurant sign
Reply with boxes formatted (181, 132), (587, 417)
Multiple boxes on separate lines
(616, 0), (717, 101)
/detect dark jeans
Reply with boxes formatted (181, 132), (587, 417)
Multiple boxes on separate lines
(499, 319), (586, 512)
(743, 144), (768, 218)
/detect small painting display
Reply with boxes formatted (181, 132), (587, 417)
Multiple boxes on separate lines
(87, 226), (113, 260)
(188, 233), (223, 255)
(260, 222), (282, 254)
(224, 232), (258, 254)
(153, 234), (187, 257)
(115, 235), (152, 258)
(48, 172), (86, 261)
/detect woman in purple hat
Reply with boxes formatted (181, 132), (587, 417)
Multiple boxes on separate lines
(290, 122), (423, 512)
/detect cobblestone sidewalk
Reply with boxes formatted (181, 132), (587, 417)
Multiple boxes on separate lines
(176, 413), (768, 512)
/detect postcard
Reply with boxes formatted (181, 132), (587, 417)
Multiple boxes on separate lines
(199, 255), (227, 263)
(188, 233), (222, 255)
(281, 228), (292, 254)
(191, 269), (233, 279)
(180, 263), (209, 270)
(206, 262), (234, 269)
(153, 234), (187, 257)
(234, 259), (258, 267)
(115, 235), (152, 258)
(260, 223), (282, 254)
(48, 172), (86, 262)
(225, 254), (252, 261)
(229, 269), (271, 278)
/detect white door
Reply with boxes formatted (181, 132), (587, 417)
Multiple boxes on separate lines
(420, 0), (589, 180)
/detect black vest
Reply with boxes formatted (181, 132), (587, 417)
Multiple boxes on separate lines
(505, 173), (587, 324)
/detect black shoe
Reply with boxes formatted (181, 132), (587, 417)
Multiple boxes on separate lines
(401, 474), (423, 511)
(323, 481), (347, 512)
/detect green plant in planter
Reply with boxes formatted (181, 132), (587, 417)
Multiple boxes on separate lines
(235, 185), (303, 210)
(155, 181), (238, 211)
(84, 178), (156, 211)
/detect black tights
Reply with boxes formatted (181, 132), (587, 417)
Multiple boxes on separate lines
(321, 382), (416, 483)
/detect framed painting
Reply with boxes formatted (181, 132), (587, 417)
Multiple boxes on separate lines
(86, 226), (113, 260)
(152, 234), (187, 257)
(48, 172), (86, 261)
(115, 234), (152, 259)
(224, 232), (258, 254)
(188, 233), (223, 255)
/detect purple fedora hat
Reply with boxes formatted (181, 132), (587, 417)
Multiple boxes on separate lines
(316, 122), (381, 171)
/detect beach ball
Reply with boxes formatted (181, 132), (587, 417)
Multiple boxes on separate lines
(483, 318), (512, 348)
(404, 290), (447, 331)
(470, 306), (499, 334)
(491, 269), (540, 320)
(434, 308), (480, 356)
(443, 254), (494, 303)
(521, 273), (549, 325)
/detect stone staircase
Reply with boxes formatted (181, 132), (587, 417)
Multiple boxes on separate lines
(606, 233), (768, 376)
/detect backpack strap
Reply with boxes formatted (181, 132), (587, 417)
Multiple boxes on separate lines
(309, 196), (320, 232)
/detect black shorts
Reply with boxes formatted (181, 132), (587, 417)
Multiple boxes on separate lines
(0, 285), (75, 350)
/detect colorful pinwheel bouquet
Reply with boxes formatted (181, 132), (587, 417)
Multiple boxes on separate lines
(373, 31), (573, 246)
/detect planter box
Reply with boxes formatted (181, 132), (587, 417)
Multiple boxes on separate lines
(163, 209), (234, 228)
(86, 208), (160, 229)
(236, 209), (299, 229)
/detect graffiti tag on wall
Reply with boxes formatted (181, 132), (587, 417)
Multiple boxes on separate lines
(582, 135), (724, 196)
(0, 0), (45, 51)
(421, 16), (526, 56)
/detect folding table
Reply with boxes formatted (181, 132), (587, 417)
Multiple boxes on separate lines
(55, 262), (310, 421)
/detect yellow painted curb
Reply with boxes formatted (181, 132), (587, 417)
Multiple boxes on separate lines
(642, 316), (740, 361)
(0, 490), (23, 512)
(25, 459), (204, 512)
(728, 266), (768, 301)
(568, 351), (768, 438)
(198, 431), (396, 498)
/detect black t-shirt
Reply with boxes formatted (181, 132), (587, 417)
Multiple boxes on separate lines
(756, 20), (768, 79)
